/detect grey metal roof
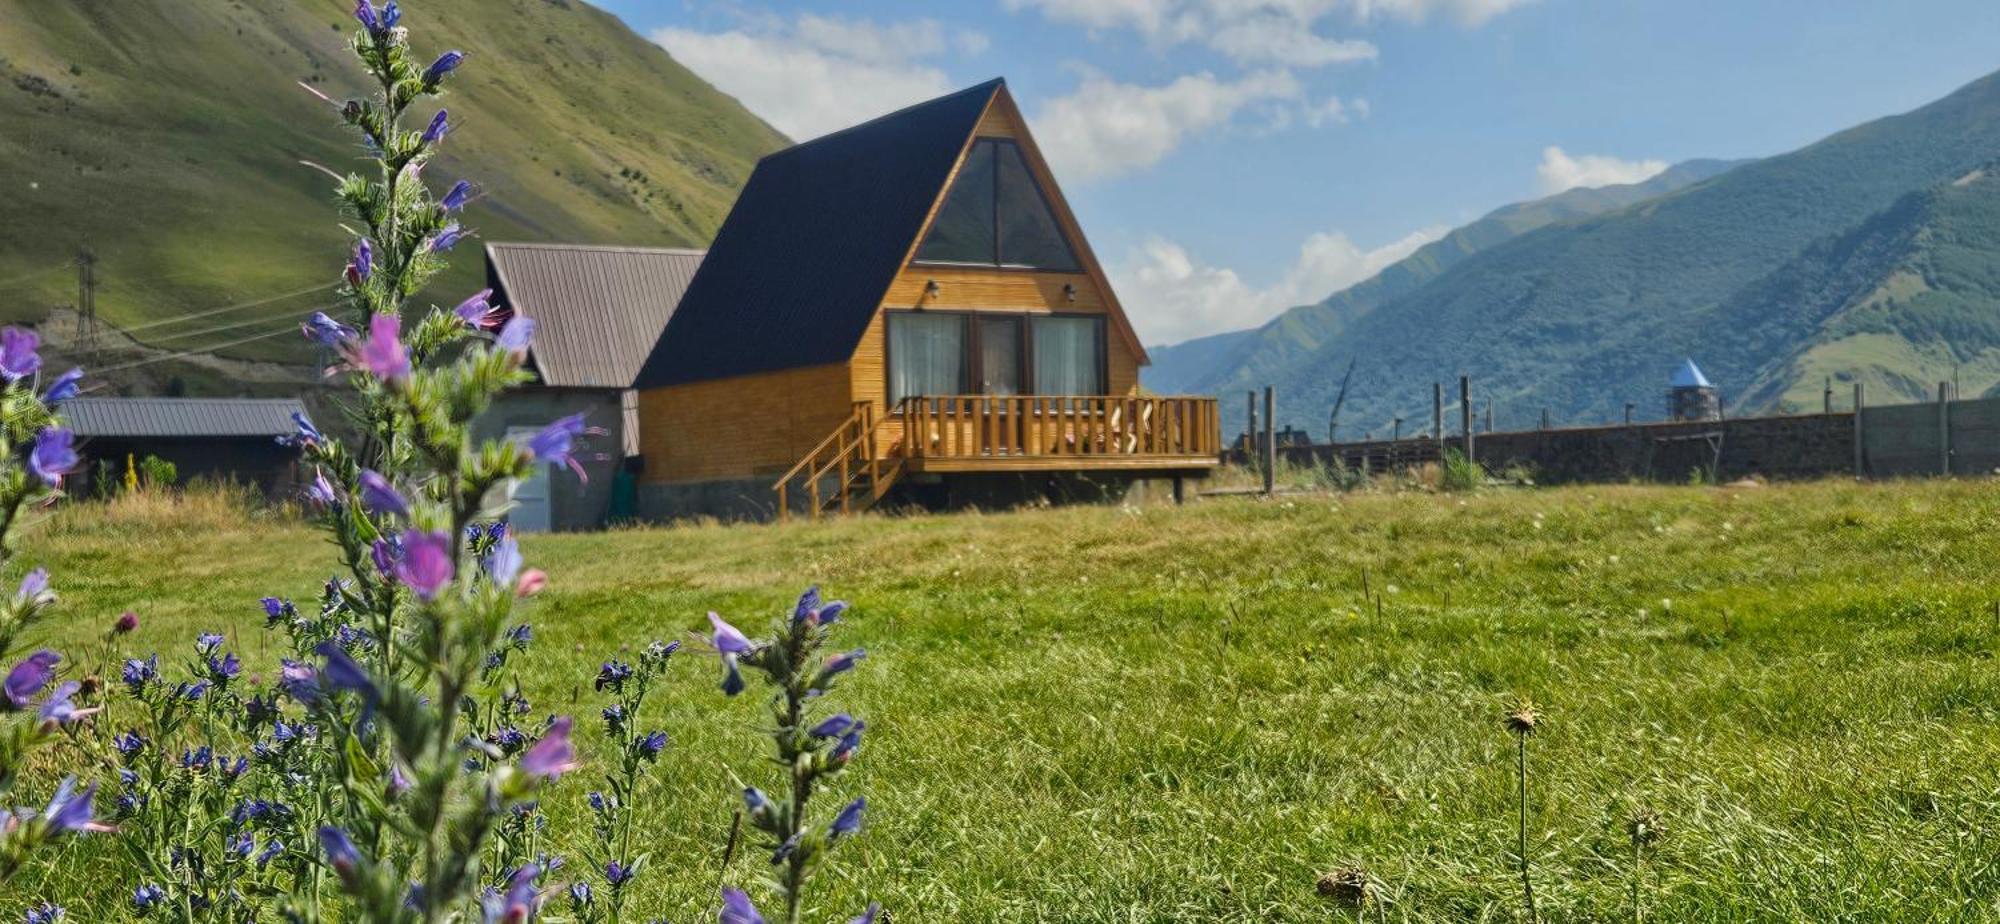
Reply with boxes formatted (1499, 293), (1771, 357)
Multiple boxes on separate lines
(61, 397), (306, 438)
(485, 243), (705, 389)
(1670, 359), (1713, 389)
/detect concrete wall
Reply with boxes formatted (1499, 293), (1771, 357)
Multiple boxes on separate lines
(477, 388), (625, 531)
(1257, 394), (2000, 484)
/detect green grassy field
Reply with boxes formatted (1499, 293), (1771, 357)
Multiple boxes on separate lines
(11, 478), (2000, 921)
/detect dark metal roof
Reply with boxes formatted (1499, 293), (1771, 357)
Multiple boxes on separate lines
(634, 79), (1006, 389)
(61, 398), (306, 438)
(485, 243), (705, 389)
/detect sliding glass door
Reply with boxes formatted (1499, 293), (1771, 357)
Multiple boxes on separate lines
(887, 311), (1105, 404)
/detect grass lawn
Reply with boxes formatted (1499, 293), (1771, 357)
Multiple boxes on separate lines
(11, 478), (2000, 921)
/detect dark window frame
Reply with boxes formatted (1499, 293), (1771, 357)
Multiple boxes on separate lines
(912, 138), (1082, 273)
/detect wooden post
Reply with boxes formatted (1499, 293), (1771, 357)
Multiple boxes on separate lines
(1172, 475), (1185, 506)
(1823, 377), (1833, 414)
(1625, 403), (1634, 425)
(1433, 382), (1444, 445)
(1939, 380), (1951, 476)
(1540, 408), (1550, 430)
(1459, 376), (1474, 462)
(1246, 390), (1258, 468)
(1262, 386), (1277, 496)
(1852, 382), (1865, 479)
(1485, 399), (1494, 435)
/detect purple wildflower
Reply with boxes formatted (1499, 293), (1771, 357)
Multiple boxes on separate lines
(441, 180), (474, 213)
(382, 1), (400, 28)
(318, 825), (362, 878)
(0, 327), (42, 382)
(424, 51), (465, 84)
(278, 659), (322, 707)
(635, 730), (668, 760)
(522, 412), (605, 481)
(829, 796), (865, 839)
(23, 902), (63, 924)
(393, 528), (454, 600)
(282, 411), (323, 449)
(358, 469), (409, 517)
(16, 567), (49, 604)
(114, 610), (139, 634)
(719, 889), (767, 924)
(520, 716), (579, 780)
(352, 312), (411, 382)
(850, 904), (882, 924)
(481, 865), (542, 923)
(131, 885), (166, 913)
(29, 428), (76, 486)
(594, 660), (632, 693)
(605, 860), (635, 887)
(484, 535), (522, 585)
(709, 613), (752, 696)
(353, 1), (380, 32)
(113, 731), (145, 758)
(815, 649), (867, 689)
(121, 655), (157, 693)
(302, 312), (357, 347)
(809, 714), (858, 739)
(36, 681), (90, 726)
(497, 315), (534, 354)
(429, 222), (464, 253)
(41, 367), (83, 405)
(3, 650), (59, 709)
(421, 109), (449, 146)
(351, 239), (373, 282)
(42, 776), (108, 834)
(313, 641), (379, 708)
(453, 288), (498, 329)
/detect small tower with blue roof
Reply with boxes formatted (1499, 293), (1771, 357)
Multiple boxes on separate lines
(1667, 358), (1721, 421)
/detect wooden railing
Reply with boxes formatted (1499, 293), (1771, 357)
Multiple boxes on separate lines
(774, 402), (901, 522)
(899, 395), (1221, 462)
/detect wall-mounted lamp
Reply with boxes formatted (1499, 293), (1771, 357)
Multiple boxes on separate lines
(923, 279), (942, 303)
(1062, 283), (1078, 304)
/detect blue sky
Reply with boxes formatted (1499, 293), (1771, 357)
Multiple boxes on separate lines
(595, 0), (2000, 345)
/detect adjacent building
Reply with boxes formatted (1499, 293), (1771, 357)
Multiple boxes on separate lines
(480, 242), (703, 530)
(63, 397), (305, 496)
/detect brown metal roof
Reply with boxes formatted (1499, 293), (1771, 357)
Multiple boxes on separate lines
(60, 397), (307, 438)
(485, 243), (705, 389)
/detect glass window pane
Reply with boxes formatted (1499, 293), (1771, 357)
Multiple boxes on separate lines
(914, 142), (997, 265)
(888, 313), (964, 405)
(978, 318), (1021, 395)
(1031, 316), (1102, 395)
(996, 143), (1080, 271)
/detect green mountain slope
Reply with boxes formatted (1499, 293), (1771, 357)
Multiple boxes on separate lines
(1179, 67), (2000, 438)
(0, 0), (784, 391)
(1734, 163), (2000, 409)
(1143, 159), (1746, 396)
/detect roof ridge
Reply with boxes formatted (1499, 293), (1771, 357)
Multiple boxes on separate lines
(758, 78), (1004, 164)
(485, 242), (708, 256)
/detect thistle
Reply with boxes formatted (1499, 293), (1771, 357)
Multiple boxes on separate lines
(1505, 700), (1540, 924)
(711, 588), (878, 924)
(1627, 805), (1664, 924)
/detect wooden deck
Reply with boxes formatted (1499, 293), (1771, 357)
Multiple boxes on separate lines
(775, 395), (1221, 519)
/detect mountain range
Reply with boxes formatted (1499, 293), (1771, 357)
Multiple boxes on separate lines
(0, 0), (784, 394)
(1149, 68), (2000, 438)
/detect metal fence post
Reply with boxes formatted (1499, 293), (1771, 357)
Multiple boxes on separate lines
(1262, 386), (1276, 496)
(1852, 382), (1865, 479)
(1459, 376), (1474, 462)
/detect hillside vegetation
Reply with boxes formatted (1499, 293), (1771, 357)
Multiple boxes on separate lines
(1160, 68), (2000, 437)
(0, 0), (783, 390)
(16, 480), (2000, 920)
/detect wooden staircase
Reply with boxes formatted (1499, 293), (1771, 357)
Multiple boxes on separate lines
(773, 402), (903, 522)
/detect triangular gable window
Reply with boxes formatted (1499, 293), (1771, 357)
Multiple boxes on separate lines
(916, 139), (1080, 272)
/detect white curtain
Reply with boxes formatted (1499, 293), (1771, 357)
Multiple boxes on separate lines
(1032, 317), (1102, 395)
(888, 313), (964, 404)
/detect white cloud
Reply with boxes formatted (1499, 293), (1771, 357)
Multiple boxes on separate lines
(1031, 71), (1313, 182)
(652, 14), (989, 141)
(1535, 146), (1670, 194)
(1114, 226), (1445, 344)
(1350, 0), (1538, 26)
(1003, 0), (1528, 66)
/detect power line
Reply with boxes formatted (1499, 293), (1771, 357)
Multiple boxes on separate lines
(0, 261), (76, 292)
(119, 284), (335, 334)
(140, 303), (337, 346)
(93, 324), (304, 375)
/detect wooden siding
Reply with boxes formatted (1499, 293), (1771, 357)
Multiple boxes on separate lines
(637, 363), (853, 484)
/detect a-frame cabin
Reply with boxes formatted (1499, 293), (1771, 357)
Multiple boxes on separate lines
(631, 79), (1220, 520)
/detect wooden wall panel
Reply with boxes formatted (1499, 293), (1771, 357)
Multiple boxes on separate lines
(637, 363), (854, 484)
